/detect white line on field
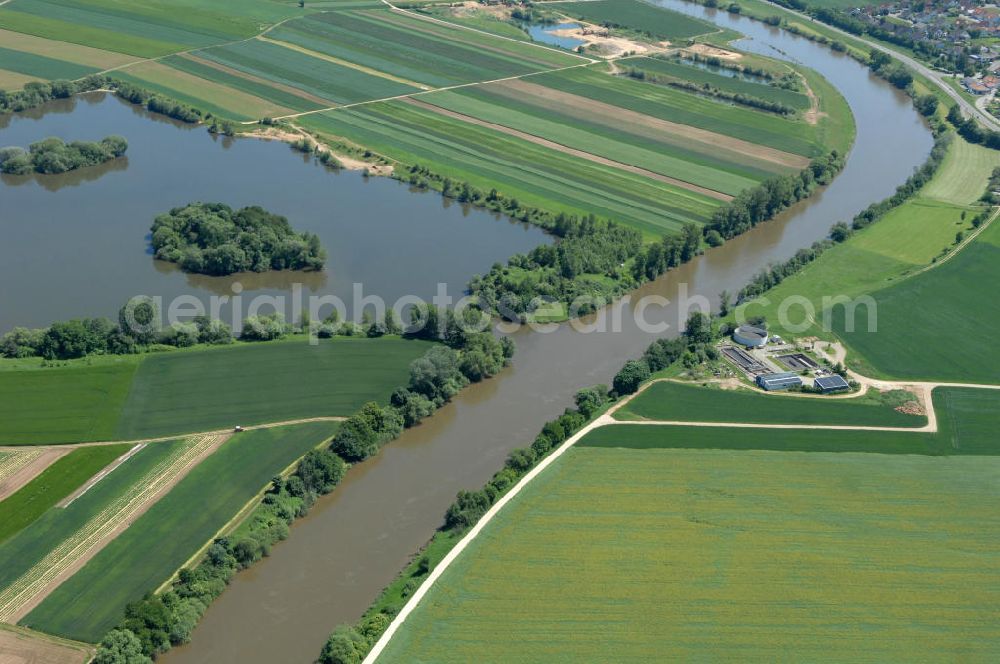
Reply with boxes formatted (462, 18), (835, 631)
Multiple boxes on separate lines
(60, 443), (145, 509)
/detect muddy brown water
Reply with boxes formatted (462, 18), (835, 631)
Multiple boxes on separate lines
(1, 6), (932, 662)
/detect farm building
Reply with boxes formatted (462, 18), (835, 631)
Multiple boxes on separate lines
(757, 372), (802, 391)
(815, 375), (850, 393)
(733, 324), (768, 348)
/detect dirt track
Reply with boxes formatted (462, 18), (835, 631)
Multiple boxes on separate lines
(404, 96), (734, 201)
(0, 450), (69, 503)
(0, 624), (91, 664)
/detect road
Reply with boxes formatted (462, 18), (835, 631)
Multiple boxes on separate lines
(759, 0), (1000, 131)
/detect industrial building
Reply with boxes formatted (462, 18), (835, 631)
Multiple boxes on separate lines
(756, 372), (802, 391)
(733, 324), (768, 348)
(815, 375), (850, 393)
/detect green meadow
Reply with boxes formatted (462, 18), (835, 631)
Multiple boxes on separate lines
(24, 422), (334, 642)
(0, 337), (431, 445)
(0, 45), (97, 80)
(0, 444), (131, 544)
(615, 380), (925, 428)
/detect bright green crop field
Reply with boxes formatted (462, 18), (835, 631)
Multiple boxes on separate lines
(0, 337), (431, 445)
(588, 387), (1000, 455)
(0, 444), (131, 544)
(24, 422), (334, 642)
(113, 337), (431, 439)
(832, 219), (1000, 383)
(556, 0), (715, 41)
(380, 442), (1000, 662)
(0, 361), (138, 445)
(615, 380), (926, 428)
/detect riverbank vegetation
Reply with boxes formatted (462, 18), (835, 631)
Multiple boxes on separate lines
(150, 202), (325, 276)
(0, 135), (126, 175)
(85, 327), (514, 662)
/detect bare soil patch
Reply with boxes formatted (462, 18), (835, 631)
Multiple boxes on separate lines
(244, 127), (394, 175)
(686, 44), (742, 60)
(405, 97), (733, 200)
(0, 624), (91, 664)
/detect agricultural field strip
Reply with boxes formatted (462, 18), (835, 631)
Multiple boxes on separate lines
(365, 373), (1000, 662)
(404, 97), (733, 201)
(900, 205), (999, 280)
(0, 416), (345, 453)
(0, 434), (228, 622)
(58, 444), (144, 509)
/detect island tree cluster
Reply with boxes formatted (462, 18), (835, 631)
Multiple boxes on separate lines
(0, 135), (127, 175)
(150, 202), (325, 276)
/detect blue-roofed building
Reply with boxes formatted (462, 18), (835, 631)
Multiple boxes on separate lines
(756, 372), (802, 391)
(815, 375), (850, 393)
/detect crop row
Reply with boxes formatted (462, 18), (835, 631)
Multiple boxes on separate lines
(533, 66), (824, 158)
(0, 435), (217, 622)
(267, 9), (580, 88)
(423, 86), (764, 195)
(556, 0), (715, 41)
(0, 45), (97, 81)
(197, 38), (419, 106)
(302, 101), (720, 236)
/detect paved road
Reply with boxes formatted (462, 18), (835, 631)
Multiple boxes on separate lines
(757, 0), (1000, 131)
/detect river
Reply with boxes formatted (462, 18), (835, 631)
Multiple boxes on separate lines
(3, 4), (932, 662)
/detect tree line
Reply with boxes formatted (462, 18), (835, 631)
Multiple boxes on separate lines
(317, 313), (718, 664)
(151, 202), (325, 276)
(735, 129), (954, 305)
(91, 321), (514, 664)
(0, 135), (127, 175)
(623, 67), (797, 116)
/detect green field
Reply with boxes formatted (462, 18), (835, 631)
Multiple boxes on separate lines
(417, 86), (765, 195)
(0, 440), (186, 600)
(832, 219), (1000, 383)
(196, 38), (420, 105)
(0, 445), (131, 544)
(113, 337), (431, 439)
(267, 9), (581, 88)
(163, 53), (327, 113)
(0, 337), (431, 445)
(737, 136), (989, 351)
(615, 380), (926, 427)
(302, 100), (720, 236)
(0, 0), (307, 57)
(0, 45), (98, 80)
(588, 387), (1000, 455)
(24, 422), (334, 642)
(556, 0), (715, 41)
(0, 361), (138, 445)
(631, 55), (812, 110)
(532, 66), (824, 157)
(380, 443), (1000, 661)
